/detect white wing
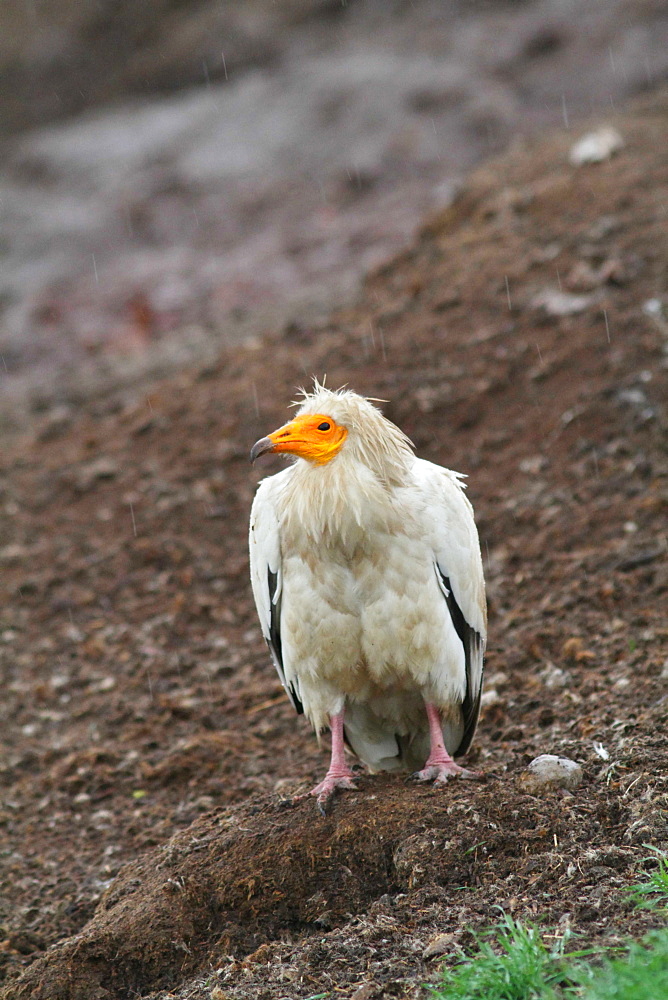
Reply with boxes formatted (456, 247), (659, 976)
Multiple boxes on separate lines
(411, 457), (487, 755)
(248, 469), (303, 713)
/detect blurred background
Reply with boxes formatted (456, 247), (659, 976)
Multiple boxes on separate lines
(1, 0), (666, 430)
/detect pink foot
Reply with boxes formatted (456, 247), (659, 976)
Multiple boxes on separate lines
(412, 756), (481, 784)
(308, 768), (357, 814)
(295, 710), (357, 814)
(412, 702), (483, 784)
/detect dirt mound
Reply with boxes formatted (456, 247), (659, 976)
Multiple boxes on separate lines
(4, 783), (658, 999)
(1, 91), (667, 999)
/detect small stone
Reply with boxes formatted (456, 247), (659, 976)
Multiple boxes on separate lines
(518, 754), (583, 794)
(351, 984), (379, 1000)
(37, 405), (73, 442)
(643, 298), (664, 319)
(539, 663), (569, 689)
(532, 288), (595, 316)
(519, 455), (549, 474)
(486, 671), (509, 688)
(569, 126), (624, 166)
(0, 544), (28, 564)
(75, 457), (119, 492)
(566, 260), (598, 290)
(96, 676), (117, 692)
(423, 932), (455, 959)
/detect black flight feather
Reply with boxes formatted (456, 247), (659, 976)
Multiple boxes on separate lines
(439, 571), (484, 756)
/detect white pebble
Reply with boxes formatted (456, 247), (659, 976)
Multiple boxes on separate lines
(569, 127), (624, 166)
(519, 754), (583, 794)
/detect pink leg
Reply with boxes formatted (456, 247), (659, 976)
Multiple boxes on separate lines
(304, 711), (356, 813)
(413, 702), (481, 784)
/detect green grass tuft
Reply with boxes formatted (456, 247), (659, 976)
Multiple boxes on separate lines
(627, 846), (668, 910)
(573, 927), (668, 1000)
(428, 851), (668, 1000)
(428, 913), (579, 1000)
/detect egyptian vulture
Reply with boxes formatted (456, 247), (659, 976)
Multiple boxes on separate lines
(249, 383), (486, 809)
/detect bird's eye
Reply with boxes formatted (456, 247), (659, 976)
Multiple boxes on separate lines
(317, 422), (331, 431)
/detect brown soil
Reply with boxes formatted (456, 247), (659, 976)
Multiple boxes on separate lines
(1, 91), (667, 999)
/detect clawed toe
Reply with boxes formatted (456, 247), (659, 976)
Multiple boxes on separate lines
(313, 775), (357, 814)
(411, 763), (483, 784)
(294, 772), (357, 814)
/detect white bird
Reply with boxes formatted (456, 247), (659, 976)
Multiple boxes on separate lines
(249, 383), (486, 810)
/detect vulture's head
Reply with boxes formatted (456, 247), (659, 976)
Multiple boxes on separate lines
(250, 383), (414, 486)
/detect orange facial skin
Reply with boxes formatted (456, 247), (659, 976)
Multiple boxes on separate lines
(250, 414), (348, 465)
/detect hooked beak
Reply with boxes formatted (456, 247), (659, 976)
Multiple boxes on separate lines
(250, 413), (347, 465)
(250, 436), (275, 463)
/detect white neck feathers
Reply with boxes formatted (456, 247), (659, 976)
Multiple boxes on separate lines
(275, 385), (416, 548)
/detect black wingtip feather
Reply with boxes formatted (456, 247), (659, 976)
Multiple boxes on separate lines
(440, 572), (484, 756)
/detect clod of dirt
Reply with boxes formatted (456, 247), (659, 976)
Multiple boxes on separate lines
(518, 755), (584, 794)
(423, 933), (456, 959)
(73, 457), (120, 493)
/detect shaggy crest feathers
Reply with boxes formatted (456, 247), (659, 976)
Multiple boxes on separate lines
(270, 381), (420, 546)
(293, 381), (415, 489)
